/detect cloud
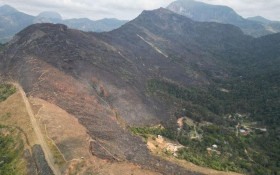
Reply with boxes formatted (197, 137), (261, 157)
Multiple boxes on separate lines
(0, 0), (174, 20)
(0, 0), (279, 21)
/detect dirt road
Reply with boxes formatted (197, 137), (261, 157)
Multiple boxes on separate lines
(12, 82), (61, 175)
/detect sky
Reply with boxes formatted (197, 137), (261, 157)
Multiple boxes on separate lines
(0, 0), (279, 21)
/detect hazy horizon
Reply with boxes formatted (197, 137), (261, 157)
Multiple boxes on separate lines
(0, 0), (279, 21)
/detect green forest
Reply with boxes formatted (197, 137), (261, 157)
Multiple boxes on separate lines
(0, 84), (16, 102)
(139, 76), (280, 175)
(0, 125), (25, 175)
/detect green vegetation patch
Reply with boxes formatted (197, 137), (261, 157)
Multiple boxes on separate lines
(0, 113), (12, 120)
(147, 78), (280, 175)
(0, 125), (25, 175)
(147, 77), (280, 126)
(131, 124), (279, 175)
(0, 84), (16, 102)
(130, 126), (177, 140)
(147, 79), (224, 124)
(143, 77), (280, 174)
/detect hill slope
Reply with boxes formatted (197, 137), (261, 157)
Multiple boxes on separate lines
(0, 7), (279, 175)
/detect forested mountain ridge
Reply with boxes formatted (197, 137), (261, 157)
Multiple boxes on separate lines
(167, 0), (280, 37)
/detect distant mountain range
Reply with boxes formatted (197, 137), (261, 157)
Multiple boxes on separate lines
(0, 5), (34, 43)
(1, 1), (280, 43)
(167, 0), (280, 37)
(0, 5), (128, 43)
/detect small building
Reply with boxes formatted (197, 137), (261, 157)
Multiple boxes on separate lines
(166, 143), (184, 157)
(259, 128), (267, 132)
(240, 129), (249, 136)
(156, 135), (164, 144)
(207, 147), (221, 155)
(212, 144), (218, 149)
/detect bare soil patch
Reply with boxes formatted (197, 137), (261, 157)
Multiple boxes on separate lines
(0, 92), (37, 147)
(30, 97), (161, 175)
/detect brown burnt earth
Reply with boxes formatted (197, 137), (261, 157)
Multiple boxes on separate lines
(0, 22), (202, 174)
(1, 6), (259, 173)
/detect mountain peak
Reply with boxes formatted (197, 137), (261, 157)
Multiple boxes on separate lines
(247, 16), (272, 24)
(168, 0), (232, 10)
(0, 4), (19, 15)
(14, 23), (67, 41)
(138, 7), (179, 20)
(167, 0), (241, 23)
(37, 11), (62, 20)
(124, 7), (194, 32)
(166, 0), (280, 37)
(34, 11), (63, 24)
